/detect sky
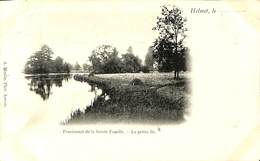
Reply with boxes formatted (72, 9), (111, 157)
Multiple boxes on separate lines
(1, 0), (260, 76)
(0, 0), (168, 72)
(0, 0), (209, 74)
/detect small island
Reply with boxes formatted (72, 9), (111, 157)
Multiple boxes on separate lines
(24, 45), (72, 74)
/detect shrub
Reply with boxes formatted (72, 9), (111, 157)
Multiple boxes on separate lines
(129, 78), (144, 86)
(140, 65), (150, 73)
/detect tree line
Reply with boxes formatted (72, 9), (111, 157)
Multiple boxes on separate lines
(88, 45), (152, 74)
(24, 45), (89, 74)
(24, 44), (153, 74)
(24, 5), (190, 78)
(24, 45), (72, 74)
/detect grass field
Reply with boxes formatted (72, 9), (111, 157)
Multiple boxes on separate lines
(66, 72), (191, 124)
(95, 72), (190, 86)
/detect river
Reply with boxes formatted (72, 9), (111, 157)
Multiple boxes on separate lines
(4, 73), (101, 128)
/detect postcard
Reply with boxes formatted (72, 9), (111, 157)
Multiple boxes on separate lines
(0, 0), (259, 161)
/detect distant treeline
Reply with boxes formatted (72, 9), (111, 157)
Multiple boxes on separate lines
(88, 45), (152, 74)
(24, 45), (154, 74)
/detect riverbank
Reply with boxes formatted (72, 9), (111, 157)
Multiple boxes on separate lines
(67, 73), (191, 124)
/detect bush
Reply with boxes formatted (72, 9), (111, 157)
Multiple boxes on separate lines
(140, 65), (150, 73)
(88, 71), (95, 77)
(129, 78), (144, 86)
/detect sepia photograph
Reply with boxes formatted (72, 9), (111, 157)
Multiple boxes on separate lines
(0, 0), (259, 161)
(4, 2), (192, 124)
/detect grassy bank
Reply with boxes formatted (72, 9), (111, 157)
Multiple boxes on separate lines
(67, 73), (190, 124)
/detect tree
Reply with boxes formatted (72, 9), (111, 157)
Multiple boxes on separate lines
(24, 45), (54, 74)
(53, 56), (64, 73)
(63, 62), (72, 73)
(144, 46), (154, 71)
(89, 45), (121, 74)
(53, 57), (71, 73)
(74, 62), (81, 71)
(82, 63), (92, 72)
(152, 5), (188, 79)
(24, 45), (71, 74)
(121, 46), (142, 73)
(140, 65), (150, 73)
(127, 46), (133, 55)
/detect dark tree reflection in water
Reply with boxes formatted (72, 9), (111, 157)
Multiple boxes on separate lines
(25, 74), (72, 100)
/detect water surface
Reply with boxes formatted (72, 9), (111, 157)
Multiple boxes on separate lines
(5, 73), (100, 128)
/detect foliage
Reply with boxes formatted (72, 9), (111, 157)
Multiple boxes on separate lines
(120, 46), (142, 73)
(53, 56), (64, 72)
(144, 46), (154, 71)
(140, 65), (150, 73)
(24, 45), (72, 74)
(24, 45), (53, 74)
(152, 5), (189, 79)
(88, 45), (122, 74)
(73, 62), (81, 71)
(82, 63), (92, 72)
(129, 78), (144, 86)
(63, 63), (72, 73)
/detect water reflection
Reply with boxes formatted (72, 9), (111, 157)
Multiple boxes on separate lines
(25, 74), (72, 100)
